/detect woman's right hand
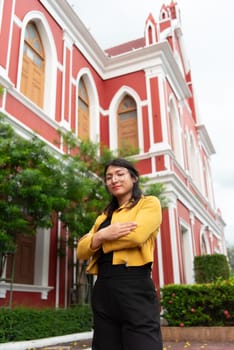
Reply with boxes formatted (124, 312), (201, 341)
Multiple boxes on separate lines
(91, 222), (137, 250)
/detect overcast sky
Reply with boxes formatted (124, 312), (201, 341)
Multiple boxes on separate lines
(68, 0), (234, 245)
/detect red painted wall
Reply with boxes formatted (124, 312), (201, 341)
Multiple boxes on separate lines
(161, 209), (174, 284)
(0, 0), (13, 68)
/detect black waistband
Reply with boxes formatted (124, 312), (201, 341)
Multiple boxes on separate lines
(97, 262), (152, 279)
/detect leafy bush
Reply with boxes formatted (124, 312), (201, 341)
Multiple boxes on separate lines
(160, 278), (234, 327)
(194, 254), (230, 283)
(0, 305), (92, 343)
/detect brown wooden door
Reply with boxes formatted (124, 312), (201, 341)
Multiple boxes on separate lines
(7, 234), (36, 284)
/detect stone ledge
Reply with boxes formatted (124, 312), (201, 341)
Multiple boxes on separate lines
(162, 326), (234, 342)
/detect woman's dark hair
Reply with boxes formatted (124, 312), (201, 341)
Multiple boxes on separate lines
(103, 158), (142, 217)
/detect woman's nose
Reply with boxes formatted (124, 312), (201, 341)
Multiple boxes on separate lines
(111, 175), (119, 182)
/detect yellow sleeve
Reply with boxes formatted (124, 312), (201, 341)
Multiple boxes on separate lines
(77, 214), (106, 260)
(102, 196), (162, 253)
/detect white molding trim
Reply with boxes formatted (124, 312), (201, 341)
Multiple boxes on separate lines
(0, 282), (53, 300)
(109, 86), (143, 154)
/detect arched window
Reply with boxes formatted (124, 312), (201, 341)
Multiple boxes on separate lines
(78, 77), (90, 140)
(20, 22), (45, 108)
(117, 95), (138, 155)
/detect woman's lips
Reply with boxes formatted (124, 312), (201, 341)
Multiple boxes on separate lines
(112, 185), (121, 190)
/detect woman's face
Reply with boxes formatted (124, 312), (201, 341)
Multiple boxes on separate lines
(105, 165), (136, 204)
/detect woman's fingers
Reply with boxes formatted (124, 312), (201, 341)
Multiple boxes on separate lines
(102, 222), (137, 240)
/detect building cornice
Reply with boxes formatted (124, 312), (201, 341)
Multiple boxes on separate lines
(39, 0), (106, 75)
(196, 123), (216, 156)
(103, 42), (191, 100)
(39, 0), (191, 101)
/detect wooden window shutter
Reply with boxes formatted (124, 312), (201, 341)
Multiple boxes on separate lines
(20, 22), (45, 108)
(117, 95), (139, 154)
(78, 77), (90, 140)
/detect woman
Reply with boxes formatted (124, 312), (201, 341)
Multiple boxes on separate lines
(77, 158), (162, 350)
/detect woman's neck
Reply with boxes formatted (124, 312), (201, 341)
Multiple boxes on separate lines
(117, 195), (132, 207)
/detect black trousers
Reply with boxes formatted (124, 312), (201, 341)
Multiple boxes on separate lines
(91, 267), (162, 350)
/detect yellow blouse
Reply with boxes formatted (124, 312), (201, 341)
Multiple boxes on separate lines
(77, 195), (162, 274)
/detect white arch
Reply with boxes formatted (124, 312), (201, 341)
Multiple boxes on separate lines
(187, 131), (202, 188)
(184, 128), (190, 172)
(17, 11), (57, 117)
(200, 226), (211, 255)
(109, 86), (143, 154)
(180, 219), (194, 284)
(204, 158), (215, 207)
(76, 68), (100, 143)
(168, 94), (184, 167)
(145, 21), (156, 46)
(159, 9), (169, 21)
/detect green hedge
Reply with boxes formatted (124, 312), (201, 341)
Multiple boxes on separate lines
(194, 254), (230, 283)
(160, 278), (234, 327)
(0, 305), (92, 343)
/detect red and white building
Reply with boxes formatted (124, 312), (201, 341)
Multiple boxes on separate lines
(0, 0), (226, 308)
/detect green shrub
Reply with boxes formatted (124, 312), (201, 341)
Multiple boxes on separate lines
(160, 278), (234, 327)
(194, 254), (230, 283)
(0, 305), (92, 343)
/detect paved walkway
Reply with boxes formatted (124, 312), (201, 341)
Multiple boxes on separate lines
(163, 341), (234, 349)
(1, 332), (233, 350)
(39, 339), (234, 350)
